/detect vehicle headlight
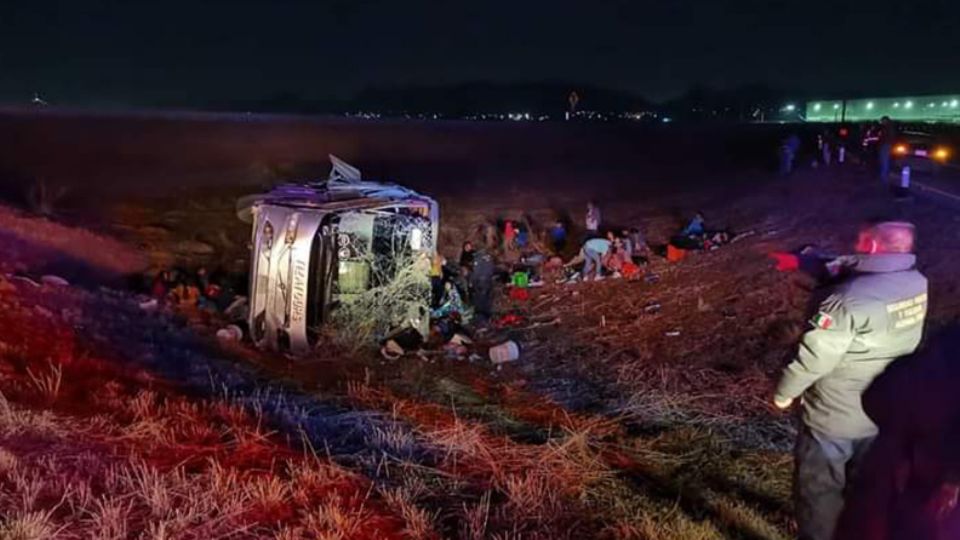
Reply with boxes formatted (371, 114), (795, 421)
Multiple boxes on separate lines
(934, 147), (950, 161)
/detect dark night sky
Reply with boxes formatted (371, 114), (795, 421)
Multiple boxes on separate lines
(2, 0), (959, 106)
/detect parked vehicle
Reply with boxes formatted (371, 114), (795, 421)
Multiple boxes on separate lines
(891, 131), (952, 175)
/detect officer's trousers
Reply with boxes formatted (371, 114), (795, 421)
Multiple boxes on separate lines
(794, 425), (875, 540)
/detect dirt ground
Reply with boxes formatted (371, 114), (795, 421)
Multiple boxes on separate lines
(2, 110), (960, 539)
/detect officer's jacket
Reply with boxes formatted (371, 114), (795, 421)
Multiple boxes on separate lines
(775, 253), (928, 439)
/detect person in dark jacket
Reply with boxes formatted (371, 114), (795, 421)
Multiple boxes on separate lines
(835, 326), (960, 540)
(469, 250), (495, 323)
(878, 116), (897, 182)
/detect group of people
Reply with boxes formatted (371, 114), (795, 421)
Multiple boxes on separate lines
(429, 239), (496, 324)
(781, 115), (900, 181)
(563, 227), (649, 281)
(426, 201), (655, 325)
(150, 266), (240, 313)
(459, 210), (948, 539)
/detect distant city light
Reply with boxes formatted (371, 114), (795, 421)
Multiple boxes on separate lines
(929, 102), (936, 108)
(784, 104), (796, 112)
(942, 101), (949, 107)
(813, 103), (821, 111)
(833, 103), (840, 110)
(905, 101), (914, 109)
(866, 101), (874, 110)
(662, 117), (672, 123)
(952, 100), (959, 108)
(893, 102), (900, 108)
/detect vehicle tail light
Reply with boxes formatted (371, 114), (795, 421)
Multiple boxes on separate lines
(893, 144), (909, 155)
(934, 147), (950, 161)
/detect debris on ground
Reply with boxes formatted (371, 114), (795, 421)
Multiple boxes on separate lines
(41, 274), (70, 287)
(490, 339), (521, 364)
(216, 324), (244, 342)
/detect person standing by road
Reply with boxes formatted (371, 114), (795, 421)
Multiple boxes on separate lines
(780, 132), (801, 176)
(878, 116), (897, 182)
(774, 221), (928, 540)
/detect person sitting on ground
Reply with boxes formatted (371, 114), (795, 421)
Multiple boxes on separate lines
(682, 212), (706, 237)
(603, 236), (628, 277)
(432, 281), (469, 320)
(151, 269), (175, 300)
(670, 212), (710, 251)
(170, 274), (201, 308)
(565, 236), (612, 281)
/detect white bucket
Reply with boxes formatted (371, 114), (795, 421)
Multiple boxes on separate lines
(216, 324), (244, 342)
(489, 340), (520, 364)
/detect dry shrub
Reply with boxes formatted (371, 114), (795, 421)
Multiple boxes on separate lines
(706, 491), (790, 540)
(380, 480), (438, 540)
(85, 497), (131, 540)
(329, 252), (430, 351)
(0, 393), (60, 437)
(459, 491), (492, 540)
(302, 493), (370, 538)
(631, 513), (725, 540)
(369, 423), (420, 460)
(0, 446), (18, 473)
(0, 509), (61, 540)
(245, 475), (289, 508)
(25, 361), (62, 405)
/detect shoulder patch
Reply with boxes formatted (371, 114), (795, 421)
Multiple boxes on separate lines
(812, 312), (834, 330)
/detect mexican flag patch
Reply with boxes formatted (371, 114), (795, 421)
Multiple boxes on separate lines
(813, 312), (834, 329)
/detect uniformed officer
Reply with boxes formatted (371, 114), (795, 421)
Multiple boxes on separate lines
(774, 221), (928, 540)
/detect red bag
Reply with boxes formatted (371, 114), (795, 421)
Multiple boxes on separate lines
(769, 252), (799, 272)
(508, 287), (530, 301)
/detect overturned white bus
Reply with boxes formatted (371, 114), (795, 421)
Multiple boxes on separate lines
(237, 156), (439, 355)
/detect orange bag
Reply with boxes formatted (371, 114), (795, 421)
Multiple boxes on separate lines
(667, 244), (686, 263)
